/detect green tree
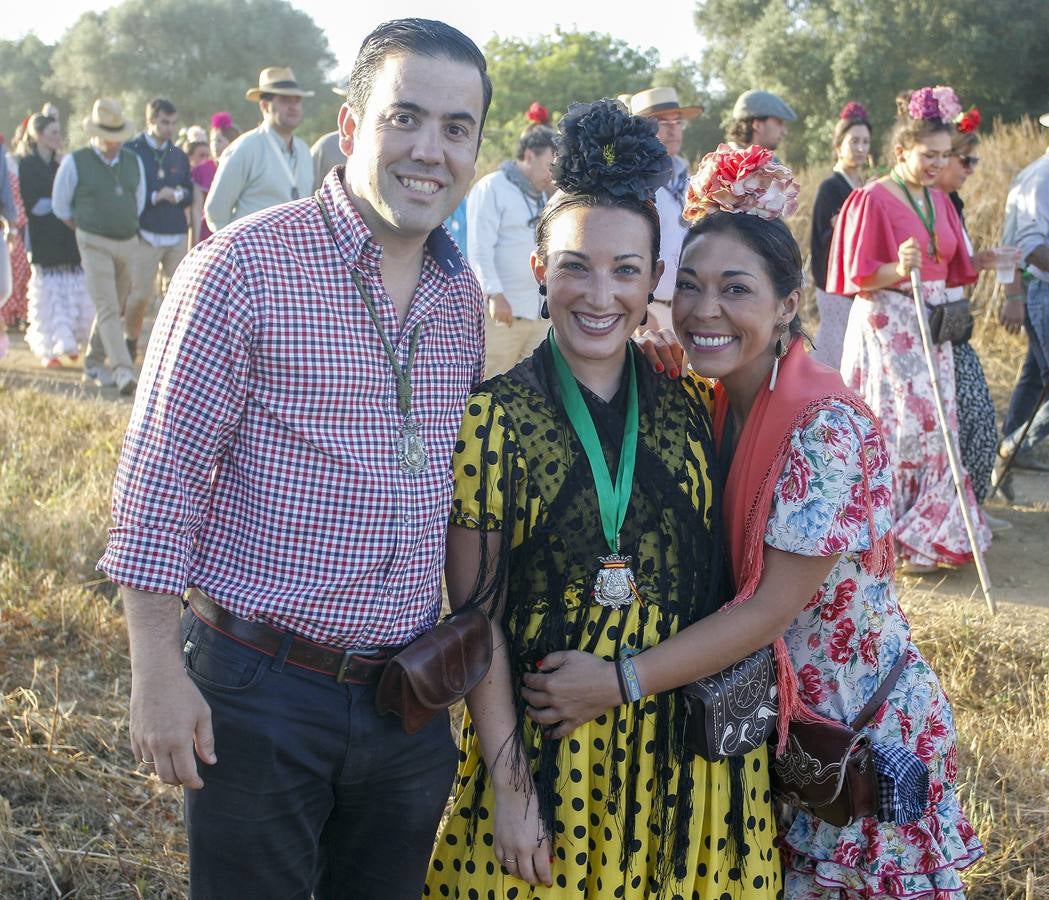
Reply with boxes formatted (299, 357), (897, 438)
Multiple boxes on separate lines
(0, 35), (63, 146)
(48, 0), (339, 146)
(480, 29), (661, 168)
(692, 0), (1049, 168)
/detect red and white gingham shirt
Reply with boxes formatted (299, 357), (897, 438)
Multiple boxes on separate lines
(99, 169), (485, 648)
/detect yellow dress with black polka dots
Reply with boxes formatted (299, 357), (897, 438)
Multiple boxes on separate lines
(425, 348), (781, 900)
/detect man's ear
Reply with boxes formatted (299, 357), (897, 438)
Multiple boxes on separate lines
(338, 104), (356, 157)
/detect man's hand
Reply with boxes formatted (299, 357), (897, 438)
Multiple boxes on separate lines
(123, 588), (217, 789)
(130, 661), (215, 788)
(156, 186), (178, 204)
(487, 293), (513, 326)
(999, 295), (1025, 335)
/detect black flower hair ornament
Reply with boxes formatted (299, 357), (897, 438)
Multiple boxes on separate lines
(549, 99), (673, 202)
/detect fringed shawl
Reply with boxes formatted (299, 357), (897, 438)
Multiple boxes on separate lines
(712, 338), (894, 753)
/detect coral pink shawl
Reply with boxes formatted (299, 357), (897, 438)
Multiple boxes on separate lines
(712, 338), (894, 751)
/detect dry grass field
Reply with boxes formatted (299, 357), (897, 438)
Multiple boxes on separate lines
(1, 119), (1047, 898)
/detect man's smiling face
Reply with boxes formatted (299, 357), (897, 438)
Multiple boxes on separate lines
(340, 52), (484, 247)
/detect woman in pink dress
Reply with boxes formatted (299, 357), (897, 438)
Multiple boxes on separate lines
(191, 112), (240, 244)
(828, 86), (990, 574)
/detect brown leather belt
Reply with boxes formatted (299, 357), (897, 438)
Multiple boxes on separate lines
(188, 590), (402, 685)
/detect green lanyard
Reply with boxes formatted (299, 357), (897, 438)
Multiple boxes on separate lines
(549, 332), (639, 555)
(891, 171), (940, 262)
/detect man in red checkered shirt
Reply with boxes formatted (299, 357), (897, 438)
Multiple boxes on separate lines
(99, 19), (490, 898)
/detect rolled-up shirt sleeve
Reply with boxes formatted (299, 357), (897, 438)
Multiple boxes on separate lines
(51, 154), (78, 222)
(1012, 170), (1049, 266)
(99, 235), (255, 595)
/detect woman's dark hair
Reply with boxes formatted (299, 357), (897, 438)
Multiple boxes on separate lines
(681, 212), (805, 334)
(951, 129), (980, 154)
(534, 99), (671, 272)
(146, 97), (177, 121)
(18, 113), (55, 156)
(535, 192), (661, 272)
(346, 18), (493, 139)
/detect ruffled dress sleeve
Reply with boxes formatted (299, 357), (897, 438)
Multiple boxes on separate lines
(826, 186), (899, 296)
(450, 391), (530, 545)
(763, 402), (893, 556)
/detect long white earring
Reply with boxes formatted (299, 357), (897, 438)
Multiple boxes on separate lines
(768, 324), (788, 392)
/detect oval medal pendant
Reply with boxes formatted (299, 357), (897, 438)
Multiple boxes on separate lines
(398, 417), (428, 475)
(593, 553), (637, 609)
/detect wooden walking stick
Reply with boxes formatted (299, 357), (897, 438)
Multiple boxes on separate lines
(909, 269), (997, 614)
(986, 376), (1049, 501)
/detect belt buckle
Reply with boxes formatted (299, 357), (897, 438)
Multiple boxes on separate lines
(335, 648), (385, 683)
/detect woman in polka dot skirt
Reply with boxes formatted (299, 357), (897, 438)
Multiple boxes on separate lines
(426, 102), (781, 899)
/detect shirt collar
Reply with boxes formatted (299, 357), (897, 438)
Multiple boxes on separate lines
(144, 133), (169, 150)
(91, 144), (122, 167)
(317, 167), (464, 279)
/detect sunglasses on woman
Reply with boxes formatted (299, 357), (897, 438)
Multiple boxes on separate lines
(953, 154), (980, 169)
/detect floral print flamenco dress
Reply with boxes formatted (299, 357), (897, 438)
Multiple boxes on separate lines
(767, 400), (983, 897)
(830, 182), (990, 569)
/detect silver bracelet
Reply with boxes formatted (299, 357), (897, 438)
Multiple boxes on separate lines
(619, 656), (643, 703)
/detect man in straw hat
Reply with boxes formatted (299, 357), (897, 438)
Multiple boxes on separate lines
(101, 18), (490, 897)
(204, 66), (314, 232)
(52, 97), (146, 395)
(996, 110), (1049, 493)
(630, 86), (702, 328)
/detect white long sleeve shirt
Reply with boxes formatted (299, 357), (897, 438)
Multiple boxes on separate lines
(466, 167), (543, 320)
(653, 156), (689, 301)
(1003, 148), (1049, 284)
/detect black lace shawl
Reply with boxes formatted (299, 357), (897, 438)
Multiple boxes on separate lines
(453, 340), (747, 885)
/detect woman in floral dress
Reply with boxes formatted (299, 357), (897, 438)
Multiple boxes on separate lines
(632, 144), (983, 897)
(829, 86), (989, 573)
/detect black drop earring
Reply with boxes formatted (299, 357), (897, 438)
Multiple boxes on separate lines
(647, 292), (655, 304)
(539, 282), (550, 319)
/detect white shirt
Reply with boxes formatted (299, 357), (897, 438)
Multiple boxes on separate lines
(653, 156), (689, 301)
(466, 166), (544, 320)
(52, 145), (146, 224)
(1003, 148), (1049, 284)
(203, 123), (313, 232)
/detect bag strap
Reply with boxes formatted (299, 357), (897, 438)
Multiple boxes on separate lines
(850, 651), (909, 730)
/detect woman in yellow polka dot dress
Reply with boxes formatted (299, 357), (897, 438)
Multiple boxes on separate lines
(426, 100), (781, 899)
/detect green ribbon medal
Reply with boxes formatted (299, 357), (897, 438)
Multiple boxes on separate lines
(892, 170), (940, 262)
(549, 332), (641, 608)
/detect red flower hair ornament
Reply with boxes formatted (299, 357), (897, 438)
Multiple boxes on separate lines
(956, 106), (981, 133)
(683, 144), (800, 223)
(526, 102), (550, 125)
(839, 101), (869, 122)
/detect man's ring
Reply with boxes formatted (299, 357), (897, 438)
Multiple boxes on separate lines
(141, 757), (155, 765)
(503, 857), (516, 865)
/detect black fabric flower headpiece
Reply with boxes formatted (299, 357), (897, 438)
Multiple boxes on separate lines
(549, 99), (672, 203)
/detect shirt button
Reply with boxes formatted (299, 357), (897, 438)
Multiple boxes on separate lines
(403, 513), (411, 524)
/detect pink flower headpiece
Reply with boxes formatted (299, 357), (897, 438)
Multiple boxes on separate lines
(956, 106), (981, 133)
(526, 102), (550, 125)
(839, 101), (869, 122)
(211, 111), (233, 130)
(908, 86), (961, 123)
(683, 144), (799, 223)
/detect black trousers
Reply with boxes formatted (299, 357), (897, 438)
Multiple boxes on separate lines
(180, 610), (458, 899)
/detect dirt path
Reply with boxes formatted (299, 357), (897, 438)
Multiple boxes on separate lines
(4, 323), (1047, 611)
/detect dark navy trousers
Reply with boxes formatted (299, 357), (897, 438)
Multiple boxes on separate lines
(180, 610), (458, 899)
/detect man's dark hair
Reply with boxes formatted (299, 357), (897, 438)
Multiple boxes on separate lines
(727, 117), (765, 146)
(345, 18), (493, 140)
(146, 97), (177, 121)
(515, 124), (556, 161)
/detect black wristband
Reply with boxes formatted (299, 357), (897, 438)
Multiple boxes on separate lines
(614, 659), (629, 705)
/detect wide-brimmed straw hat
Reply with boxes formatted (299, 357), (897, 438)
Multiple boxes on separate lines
(245, 67), (315, 102)
(630, 87), (703, 120)
(83, 98), (135, 142)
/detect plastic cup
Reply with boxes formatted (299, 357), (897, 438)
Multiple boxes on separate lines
(993, 247), (1020, 284)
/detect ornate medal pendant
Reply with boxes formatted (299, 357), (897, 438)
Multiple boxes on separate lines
(158, 168), (165, 179)
(115, 184), (124, 196)
(593, 553), (638, 609)
(398, 416), (428, 475)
